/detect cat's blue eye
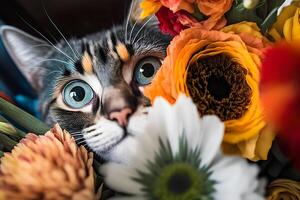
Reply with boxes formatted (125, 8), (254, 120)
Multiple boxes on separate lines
(134, 57), (161, 86)
(63, 80), (94, 109)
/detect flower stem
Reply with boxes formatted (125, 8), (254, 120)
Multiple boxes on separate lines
(0, 132), (18, 151)
(0, 98), (49, 135)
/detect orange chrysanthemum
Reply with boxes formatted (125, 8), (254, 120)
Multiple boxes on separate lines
(145, 22), (274, 161)
(0, 124), (96, 200)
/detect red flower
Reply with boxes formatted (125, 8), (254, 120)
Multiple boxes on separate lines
(260, 42), (300, 170)
(155, 6), (188, 36)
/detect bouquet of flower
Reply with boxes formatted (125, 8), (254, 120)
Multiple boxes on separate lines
(1, 0), (300, 199)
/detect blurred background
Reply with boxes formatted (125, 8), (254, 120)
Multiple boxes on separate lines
(0, 0), (131, 115)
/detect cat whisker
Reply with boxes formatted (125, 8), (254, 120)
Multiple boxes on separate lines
(18, 15), (76, 63)
(81, 129), (103, 140)
(45, 69), (65, 80)
(43, 5), (80, 60)
(76, 140), (87, 146)
(87, 134), (121, 149)
(70, 132), (84, 135)
(69, 130), (82, 134)
(35, 58), (73, 67)
(125, 0), (135, 43)
(83, 124), (100, 132)
(69, 132), (84, 136)
(129, 20), (138, 44)
(75, 137), (85, 142)
(134, 34), (146, 45)
(85, 131), (118, 144)
(132, 15), (154, 44)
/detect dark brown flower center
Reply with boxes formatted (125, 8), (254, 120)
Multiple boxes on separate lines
(186, 54), (252, 121)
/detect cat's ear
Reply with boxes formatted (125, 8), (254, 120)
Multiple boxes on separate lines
(0, 26), (52, 92)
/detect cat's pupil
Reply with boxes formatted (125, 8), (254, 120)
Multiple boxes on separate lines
(140, 63), (155, 78)
(70, 86), (85, 102)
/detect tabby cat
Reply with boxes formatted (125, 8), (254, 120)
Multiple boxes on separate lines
(0, 5), (170, 160)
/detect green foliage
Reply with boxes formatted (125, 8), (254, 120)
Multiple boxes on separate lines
(226, 0), (286, 33)
(192, 3), (207, 21)
(0, 98), (49, 135)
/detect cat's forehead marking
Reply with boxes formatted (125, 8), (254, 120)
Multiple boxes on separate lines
(81, 51), (93, 74)
(116, 42), (130, 62)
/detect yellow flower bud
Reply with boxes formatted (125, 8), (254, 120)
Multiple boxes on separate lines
(243, 0), (260, 9)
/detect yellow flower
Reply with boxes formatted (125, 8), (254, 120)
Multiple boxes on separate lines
(269, 0), (300, 41)
(144, 22), (274, 160)
(140, 0), (162, 19)
(0, 124), (96, 200)
(267, 179), (300, 200)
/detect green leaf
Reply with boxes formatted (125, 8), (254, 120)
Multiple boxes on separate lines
(226, 2), (263, 25)
(261, 7), (280, 33)
(0, 132), (17, 151)
(267, 0), (286, 12)
(257, 0), (285, 19)
(0, 98), (49, 134)
(192, 3), (207, 21)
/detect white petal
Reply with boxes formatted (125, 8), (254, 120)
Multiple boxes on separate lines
(131, 133), (161, 170)
(210, 156), (260, 199)
(149, 97), (181, 155)
(108, 196), (146, 200)
(198, 115), (224, 166)
(101, 163), (143, 195)
(242, 193), (265, 200)
(172, 95), (203, 151)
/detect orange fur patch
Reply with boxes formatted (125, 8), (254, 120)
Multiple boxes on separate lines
(116, 43), (130, 62)
(81, 51), (93, 74)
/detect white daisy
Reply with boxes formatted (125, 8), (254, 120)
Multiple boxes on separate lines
(101, 95), (264, 200)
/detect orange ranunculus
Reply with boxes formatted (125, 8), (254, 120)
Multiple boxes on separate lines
(195, 0), (234, 30)
(140, 0), (234, 30)
(161, 0), (194, 13)
(140, 0), (194, 20)
(144, 22), (274, 160)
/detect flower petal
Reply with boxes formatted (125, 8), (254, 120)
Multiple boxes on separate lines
(150, 97), (182, 155)
(198, 115), (224, 166)
(109, 196), (146, 200)
(210, 156), (260, 199)
(173, 95), (203, 150)
(101, 163), (143, 195)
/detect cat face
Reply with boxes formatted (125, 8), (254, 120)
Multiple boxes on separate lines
(0, 22), (170, 160)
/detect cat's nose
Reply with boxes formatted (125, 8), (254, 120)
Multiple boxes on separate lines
(109, 107), (133, 127)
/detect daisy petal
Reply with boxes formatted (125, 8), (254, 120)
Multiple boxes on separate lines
(199, 115), (224, 166)
(173, 95), (202, 151)
(101, 163), (143, 195)
(109, 196), (146, 200)
(150, 97), (181, 155)
(211, 156), (260, 199)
